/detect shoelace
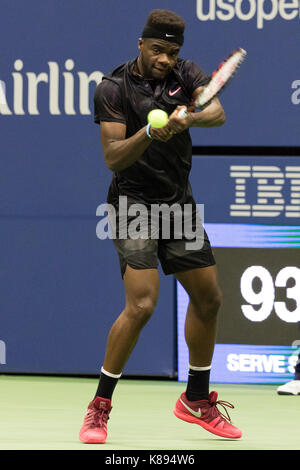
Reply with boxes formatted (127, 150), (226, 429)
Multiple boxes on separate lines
(86, 407), (110, 428)
(207, 397), (235, 424)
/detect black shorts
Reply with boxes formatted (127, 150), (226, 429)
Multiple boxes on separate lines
(110, 202), (216, 278)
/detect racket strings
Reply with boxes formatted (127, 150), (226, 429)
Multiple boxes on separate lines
(197, 48), (246, 107)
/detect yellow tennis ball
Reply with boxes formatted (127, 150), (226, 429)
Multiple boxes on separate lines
(147, 109), (168, 128)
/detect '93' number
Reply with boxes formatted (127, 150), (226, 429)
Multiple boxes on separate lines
(240, 266), (300, 323)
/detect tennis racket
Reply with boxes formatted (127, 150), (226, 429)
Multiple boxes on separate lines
(178, 48), (247, 118)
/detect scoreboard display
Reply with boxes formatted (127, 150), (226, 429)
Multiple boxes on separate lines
(177, 156), (300, 384)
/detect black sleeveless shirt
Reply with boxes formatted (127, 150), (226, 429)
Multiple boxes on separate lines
(94, 58), (210, 207)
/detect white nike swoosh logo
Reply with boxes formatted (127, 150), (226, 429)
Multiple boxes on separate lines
(169, 87), (181, 96)
(166, 34), (175, 37)
(180, 398), (202, 418)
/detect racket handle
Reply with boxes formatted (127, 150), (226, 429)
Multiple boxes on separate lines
(177, 106), (188, 119)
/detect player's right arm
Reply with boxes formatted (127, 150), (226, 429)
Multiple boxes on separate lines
(100, 121), (151, 172)
(100, 122), (173, 172)
(95, 79), (172, 172)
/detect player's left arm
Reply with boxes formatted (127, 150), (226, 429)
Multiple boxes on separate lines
(189, 85), (226, 127)
(167, 86), (226, 133)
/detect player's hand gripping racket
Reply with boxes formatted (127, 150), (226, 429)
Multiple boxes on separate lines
(178, 48), (247, 118)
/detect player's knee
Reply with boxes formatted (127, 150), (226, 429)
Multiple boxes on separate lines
(126, 296), (156, 327)
(211, 290), (222, 315)
(192, 288), (222, 322)
(203, 289), (222, 320)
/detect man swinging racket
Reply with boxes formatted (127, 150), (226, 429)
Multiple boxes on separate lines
(79, 9), (242, 443)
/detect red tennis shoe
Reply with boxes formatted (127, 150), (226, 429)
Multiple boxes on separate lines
(173, 391), (242, 439)
(79, 397), (112, 444)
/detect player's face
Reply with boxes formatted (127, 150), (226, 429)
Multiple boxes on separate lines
(138, 38), (180, 80)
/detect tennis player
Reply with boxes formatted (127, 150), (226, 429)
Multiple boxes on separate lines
(79, 9), (242, 443)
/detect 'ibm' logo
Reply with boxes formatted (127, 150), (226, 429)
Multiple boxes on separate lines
(230, 165), (300, 217)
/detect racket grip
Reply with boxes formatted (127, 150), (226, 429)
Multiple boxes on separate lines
(177, 106), (188, 119)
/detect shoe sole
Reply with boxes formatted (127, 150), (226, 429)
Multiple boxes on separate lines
(277, 391), (300, 395)
(79, 433), (107, 444)
(173, 408), (242, 439)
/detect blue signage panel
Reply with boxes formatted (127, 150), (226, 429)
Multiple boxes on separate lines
(189, 156), (300, 224)
(177, 155), (300, 384)
(177, 247), (300, 384)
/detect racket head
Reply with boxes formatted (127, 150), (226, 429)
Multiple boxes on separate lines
(194, 48), (247, 109)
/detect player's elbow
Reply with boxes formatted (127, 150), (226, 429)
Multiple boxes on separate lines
(104, 154), (124, 173)
(212, 108), (226, 127)
(217, 110), (226, 126)
(105, 156), (116, 172)
(209, 100), (226, 127)
(103, 141), (125, 172)
(103, 149), (118, 172)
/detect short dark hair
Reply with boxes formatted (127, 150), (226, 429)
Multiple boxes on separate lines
(145, 9), (185, 35)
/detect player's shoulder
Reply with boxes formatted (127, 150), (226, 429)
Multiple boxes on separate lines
(94, 61), (128, 96)
(108, 62), (128, 80)
(174, 58), (203, 76)
(173, 58), (210, 91)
